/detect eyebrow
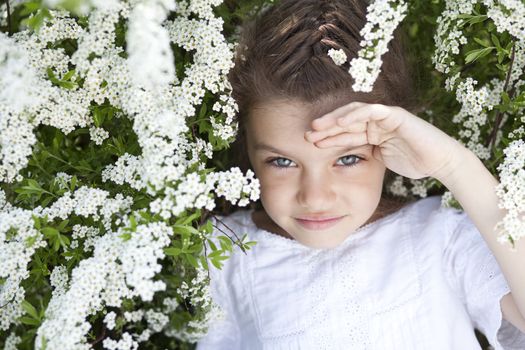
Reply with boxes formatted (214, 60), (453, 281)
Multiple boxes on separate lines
(254, 143), (366, 155)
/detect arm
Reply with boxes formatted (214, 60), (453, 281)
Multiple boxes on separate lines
(436, 145), (525, 332)
(304, 101), (525, 330)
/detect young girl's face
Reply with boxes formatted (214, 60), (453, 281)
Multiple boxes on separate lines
(245, 98), (387, 249)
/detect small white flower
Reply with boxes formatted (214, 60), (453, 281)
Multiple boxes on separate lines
(327, 48), (347, 66)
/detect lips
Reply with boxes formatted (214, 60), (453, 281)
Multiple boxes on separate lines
(295, 215), (345, 230)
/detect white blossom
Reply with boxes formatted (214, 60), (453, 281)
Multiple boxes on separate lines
(127, 0), (177, 90)
(348, 0), (407, 92)
(89, 126), (110, 145)
(495, 140), (525, 249)
(327, 48), (347, 66)
(104, 311), (117, 330)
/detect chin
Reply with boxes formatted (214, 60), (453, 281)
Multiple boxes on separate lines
(300, 235), (347, 250)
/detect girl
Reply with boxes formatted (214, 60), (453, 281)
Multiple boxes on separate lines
(197, 0), (525, 348)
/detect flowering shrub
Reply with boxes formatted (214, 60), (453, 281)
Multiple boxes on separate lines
(0, 0), (261, 348)
(0, 0), (523, 349)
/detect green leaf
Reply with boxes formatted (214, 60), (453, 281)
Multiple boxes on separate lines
(473, 37), (489, 48)
(497, 51), (505, 65)
(41, 227), (59, 238)
(21, 300), (39, 320)
(207, 239), (218, 251)
(210, 258), (223, 270)
(218, 236), (232, 251)
(207, 250), (223, 258)
(185, 254), (199, 269)
(20, 316), (41, 326)
(465, 47), (494, 64)
(129, 215), (137, 231)
(177, 211), (201, 226)
(173, 224), (200, 237)
(70, 176), (78, 191)
(32, 215), (41, 230)
(57, 220), (69, 231)
(59, 234), (70, 248)
(53, 238), (61, 251)
(164, 247), (181, 256)
(457, 14), (487, 27)
(119, 233), (132, 241)
(20, 2), (42, 16)
(202, 219), (213, 234)
(63, 70), (76, 81)
(199, 255), (209, 270)
(181, 237), (190, 250)
(502, 91), (511, 104)
(199, 103), (208, 119)
(27, 179), (42, 190)
(58, 81), (77, 89)
(41, 196), (54, 207)
(25, 235), (37, 247)
(491, 34), (501, 50)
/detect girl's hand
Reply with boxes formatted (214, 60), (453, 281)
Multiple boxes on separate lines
(304, 102), (466, 181)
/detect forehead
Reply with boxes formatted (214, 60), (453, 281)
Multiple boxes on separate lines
(245, 96), (374, 155)
(247, 94), (362, 141)
(250, 95), (352, 124)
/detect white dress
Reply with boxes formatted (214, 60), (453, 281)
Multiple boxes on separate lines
(196, 196), (525, 349)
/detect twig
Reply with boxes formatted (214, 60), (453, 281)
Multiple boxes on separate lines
(211, 222), (247, 255)
(485, 42), (516, 153)
(89, 323), (107, 346)
(202, 229), (210, 280)
(211, 215), (248, 254)
(0, 294), (16, 309)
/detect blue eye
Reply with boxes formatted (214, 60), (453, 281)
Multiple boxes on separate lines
(336, 155), (363, 167)
(266, 155), (363, 169)
(268, 157), (295, 168)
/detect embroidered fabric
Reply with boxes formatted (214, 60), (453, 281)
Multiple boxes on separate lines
(196, 196), (525, 350)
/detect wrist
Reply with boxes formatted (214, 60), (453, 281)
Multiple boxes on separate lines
(432, 141), (480, 190)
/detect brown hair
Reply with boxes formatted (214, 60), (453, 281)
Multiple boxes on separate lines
(211, 0), (419, 219)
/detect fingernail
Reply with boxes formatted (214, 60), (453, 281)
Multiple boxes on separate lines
(337, 117), (348, 126)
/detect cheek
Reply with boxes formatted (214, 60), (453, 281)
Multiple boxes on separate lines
(258, 172), (293, 201)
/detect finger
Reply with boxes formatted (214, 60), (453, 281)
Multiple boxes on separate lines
(372, 145), (384, 163)
(305, 125), (346, 143)
(311, 114), (338, 131)
(314, 132), (368, 149)
(312, 101), (366, 130)
(337, 104), (393, 128)
(305, 122), (367, 143)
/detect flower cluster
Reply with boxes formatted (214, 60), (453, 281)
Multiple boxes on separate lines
(431, 0), (525, 237)
(0, 203), (47, 331)
(0, 0), (259, 347)
(35, 221), (173, 348)
(348, 0), (407, 92)
(495, 139), (525, 249)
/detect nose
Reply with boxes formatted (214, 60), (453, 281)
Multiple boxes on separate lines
(296, 171), (336, 211)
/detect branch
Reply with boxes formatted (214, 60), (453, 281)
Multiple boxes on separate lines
(211, 214), (248, 254)
(89, 323), (107, 346)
